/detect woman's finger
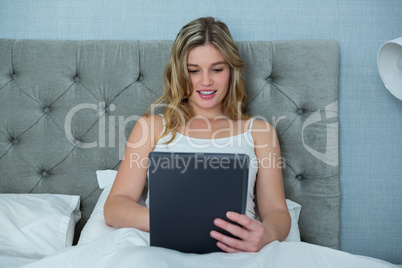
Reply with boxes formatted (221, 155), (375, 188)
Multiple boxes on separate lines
(213, 218), (249, 240)
(216, 241), (242, 253)
(226, 211), (256, 230)
(210, 230), (246, 251)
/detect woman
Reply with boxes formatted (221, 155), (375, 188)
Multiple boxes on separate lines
(104, 17), (291, 253)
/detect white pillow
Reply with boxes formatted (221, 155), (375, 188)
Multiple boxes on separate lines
(79, 170), (302, 244)
(0, 194), (81, 258)
(78, 170), (147, 245)
(77, 170), (117, 245)
(284, 199), (301, 242)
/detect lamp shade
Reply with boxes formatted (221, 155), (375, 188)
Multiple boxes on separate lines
(377, 37), (402, 100)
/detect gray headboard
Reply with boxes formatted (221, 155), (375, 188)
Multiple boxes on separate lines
(0, 39), (339, 248)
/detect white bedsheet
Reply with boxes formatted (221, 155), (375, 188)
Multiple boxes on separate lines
(0, 254), (40, 268)
(18, 228), (396, 268)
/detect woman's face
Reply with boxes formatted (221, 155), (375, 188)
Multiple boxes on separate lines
(186, 43), (230, 116)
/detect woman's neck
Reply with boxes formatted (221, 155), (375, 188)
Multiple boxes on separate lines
(189, 106), (225, 120)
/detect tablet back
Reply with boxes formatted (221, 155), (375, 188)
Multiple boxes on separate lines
(148, 152), (249, 254)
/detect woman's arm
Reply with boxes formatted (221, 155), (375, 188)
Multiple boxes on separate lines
(210, 119), (291, 252)
(104, 115), (163, 232)
(254, 119), (291, 242)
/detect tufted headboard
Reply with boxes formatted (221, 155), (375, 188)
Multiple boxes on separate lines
(0, 40), (339, 248)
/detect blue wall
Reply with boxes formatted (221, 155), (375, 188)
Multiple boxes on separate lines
(1, 0), (401, 263)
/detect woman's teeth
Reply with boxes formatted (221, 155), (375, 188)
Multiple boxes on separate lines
(198, 90), (216, 95)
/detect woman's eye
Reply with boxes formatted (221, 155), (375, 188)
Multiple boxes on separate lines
(212, 68), (223, 73)
(188, 70), (199, 74)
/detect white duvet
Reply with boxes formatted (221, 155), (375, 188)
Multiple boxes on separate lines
(18, 228), (395, 268)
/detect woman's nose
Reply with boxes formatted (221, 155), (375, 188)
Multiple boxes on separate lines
(201, 73), (213, 86)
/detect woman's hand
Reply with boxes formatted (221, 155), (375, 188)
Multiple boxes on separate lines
(210, 211), (275, 253)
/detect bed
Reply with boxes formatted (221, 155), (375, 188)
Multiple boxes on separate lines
(0, 39), (396, 267)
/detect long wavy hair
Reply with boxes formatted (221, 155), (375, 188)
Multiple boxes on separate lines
(146, 17), (249, 144)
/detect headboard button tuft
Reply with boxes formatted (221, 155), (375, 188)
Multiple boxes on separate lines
(44, 107), (50, 113)
(297, 109), (303, 115)
(296, 174), (303, 181)
(138, 73), (143, 81)
(105, 104), (115, 113)
(74, 76), (80, 82)
(11, 138), (18, 145)
(41, 171), (48, 177)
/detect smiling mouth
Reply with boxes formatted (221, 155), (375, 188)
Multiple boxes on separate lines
(197, 90), (217, 95)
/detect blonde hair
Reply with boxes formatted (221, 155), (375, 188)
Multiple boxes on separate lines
(146, 17), (249, 144)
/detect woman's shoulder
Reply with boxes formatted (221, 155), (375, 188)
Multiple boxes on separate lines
(133, 114), (165, 139)
(248, 118), (279, 144)
(247, 117), (275, 131)
(141, 114), (164, 125)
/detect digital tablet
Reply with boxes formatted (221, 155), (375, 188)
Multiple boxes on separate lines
(148, 151), (249, 254)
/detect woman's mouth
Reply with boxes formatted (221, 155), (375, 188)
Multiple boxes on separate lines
(197, 90), (217, 99)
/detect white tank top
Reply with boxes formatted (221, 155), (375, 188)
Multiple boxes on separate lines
(145, 115), (258, 219)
